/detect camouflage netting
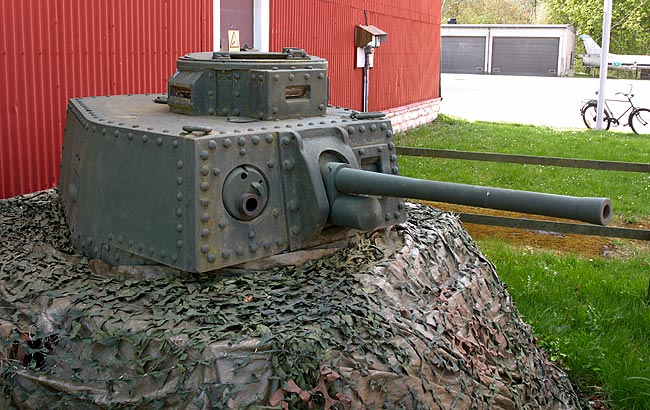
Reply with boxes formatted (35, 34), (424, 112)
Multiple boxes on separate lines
(0, 189), (582, 409)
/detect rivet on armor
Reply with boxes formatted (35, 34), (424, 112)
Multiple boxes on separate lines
(262, 241), (271, 249)
(138, 243), (145, 251)
(281, 136), (291, 146)
(162, 129), (170, 134)
(201, 245), (209, 254)
(358, 149), (365, 155)
(235, 247), (245, 256)
(252, 136), (261, 145)
(207, 253), (216, 263)
(177, 240), (183, 248)
(177, 160), (183, 169)
(156, 137), (163, 145)
(239, 148), (246, 156)
(318, 73), (325, 79)
(222, 251), (231, 259)
(114, 130), (119, 137)
(200, 182), (210, 191)
(377, 146), (384, 152)
(273, 74), (280, 81)
(200, 150), (209, 160)
(386, 130), (394, 138)
(398, 201), (405, 210)
(177, 176), (184, 185)
(213, 168), (221, 176)
(347, 126), (355, 134)
(128, 240), (134, 248)
(160, 251), (167, 259)
(177, 224), (184, 232)
(223, 138), (232, 148)
(318, 104), (325, 110)
(392, 166), (399, 174)
(390, 154), (397, 162)
(370, 124), (377, 132)
(234, 73), (240, 80)
(201, 213), (210, 222)
(172, 139), (179, 148)
(283, 159), (295, 171)
(380, 123), (388, 130)
(171, 254), (178, 262)
(108, 233), (114, 240)
(267, 161), (274, 168)
(117, 236), (123, 244)
(218, 221), (226, 229)
(394, 212), (401, 219)
(201, 198), (210, 207)
(304, 73), (311, 80)
(288, 201), (299, 212)
(359, 126), (366, 133)
(273, 209), (280, 218)
(249, 231), (256, 239)
(234, 91), (240, 98)
(201, 228), (210, 238)
(142, 135), (148, 143)
(288, 74), (295, 81)
(249, 243), (258, 253)
(102, 128), (107, 135)
(272, 107), (279, 114)
(208, 140), (217, 150)
(200, 166), (210, 176)
(388, 142), (395, 150)
(385, 213), (391, 221)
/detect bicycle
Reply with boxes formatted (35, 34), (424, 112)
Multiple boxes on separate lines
(580, 85), (650, 134)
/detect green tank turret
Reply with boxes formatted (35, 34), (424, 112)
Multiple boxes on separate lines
(59, 48), (612, 272)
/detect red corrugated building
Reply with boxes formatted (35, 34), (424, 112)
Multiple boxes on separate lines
(0, 0), (441, 198)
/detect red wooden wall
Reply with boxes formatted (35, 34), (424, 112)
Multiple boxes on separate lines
(270, 0), (441, 112)
(0, 0), (213, 199)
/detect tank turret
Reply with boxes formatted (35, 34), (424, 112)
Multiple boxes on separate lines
(59, 48), (612, 272)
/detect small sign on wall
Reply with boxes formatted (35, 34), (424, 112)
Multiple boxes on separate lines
(228, 30), (240, 52)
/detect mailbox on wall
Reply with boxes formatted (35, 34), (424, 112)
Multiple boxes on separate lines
(355, 25), (387, 69)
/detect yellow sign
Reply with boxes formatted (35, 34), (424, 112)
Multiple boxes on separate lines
(228, 30), (240, 52)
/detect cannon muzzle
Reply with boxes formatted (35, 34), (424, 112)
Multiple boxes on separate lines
(322, 162), (612, 227)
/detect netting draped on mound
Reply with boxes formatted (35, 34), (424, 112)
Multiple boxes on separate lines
(0, 190), (581, 409)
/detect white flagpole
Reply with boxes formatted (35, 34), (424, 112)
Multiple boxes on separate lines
(596, 0), (613, 129)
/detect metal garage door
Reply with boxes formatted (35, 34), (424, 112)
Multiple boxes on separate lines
(491, 37), (560, 76)
(441, 36), (486, 74)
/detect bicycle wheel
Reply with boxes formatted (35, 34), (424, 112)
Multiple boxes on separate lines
(581, 102), (611, 130)
(629, 108), (650, 135)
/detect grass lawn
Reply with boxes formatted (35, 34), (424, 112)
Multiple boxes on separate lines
(397, 115), (650, 409)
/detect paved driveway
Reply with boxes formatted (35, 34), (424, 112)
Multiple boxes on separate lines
(440, 73), (650, 131)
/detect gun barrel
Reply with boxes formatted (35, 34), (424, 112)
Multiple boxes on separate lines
(331, 164), (612, 226)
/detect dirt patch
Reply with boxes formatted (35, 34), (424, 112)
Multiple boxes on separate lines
(417, 201), (649, 259)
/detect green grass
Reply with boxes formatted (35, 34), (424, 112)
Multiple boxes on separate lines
(398, 115), (650, 409)
(396, 116), (650, 224)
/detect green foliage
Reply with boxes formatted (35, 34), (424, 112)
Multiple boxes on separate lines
(443, 0), (541, 24)
(543, 0), (650, 55)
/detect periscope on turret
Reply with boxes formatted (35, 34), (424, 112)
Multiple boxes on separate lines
(59, 48), (612, 273)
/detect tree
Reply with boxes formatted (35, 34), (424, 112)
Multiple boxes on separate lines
(543, 0), (650, 55)
(442, 0), (542, 24)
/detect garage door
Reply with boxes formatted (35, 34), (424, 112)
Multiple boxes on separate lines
(491, 37), (559, 76)
(441, 36), (486, 74)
